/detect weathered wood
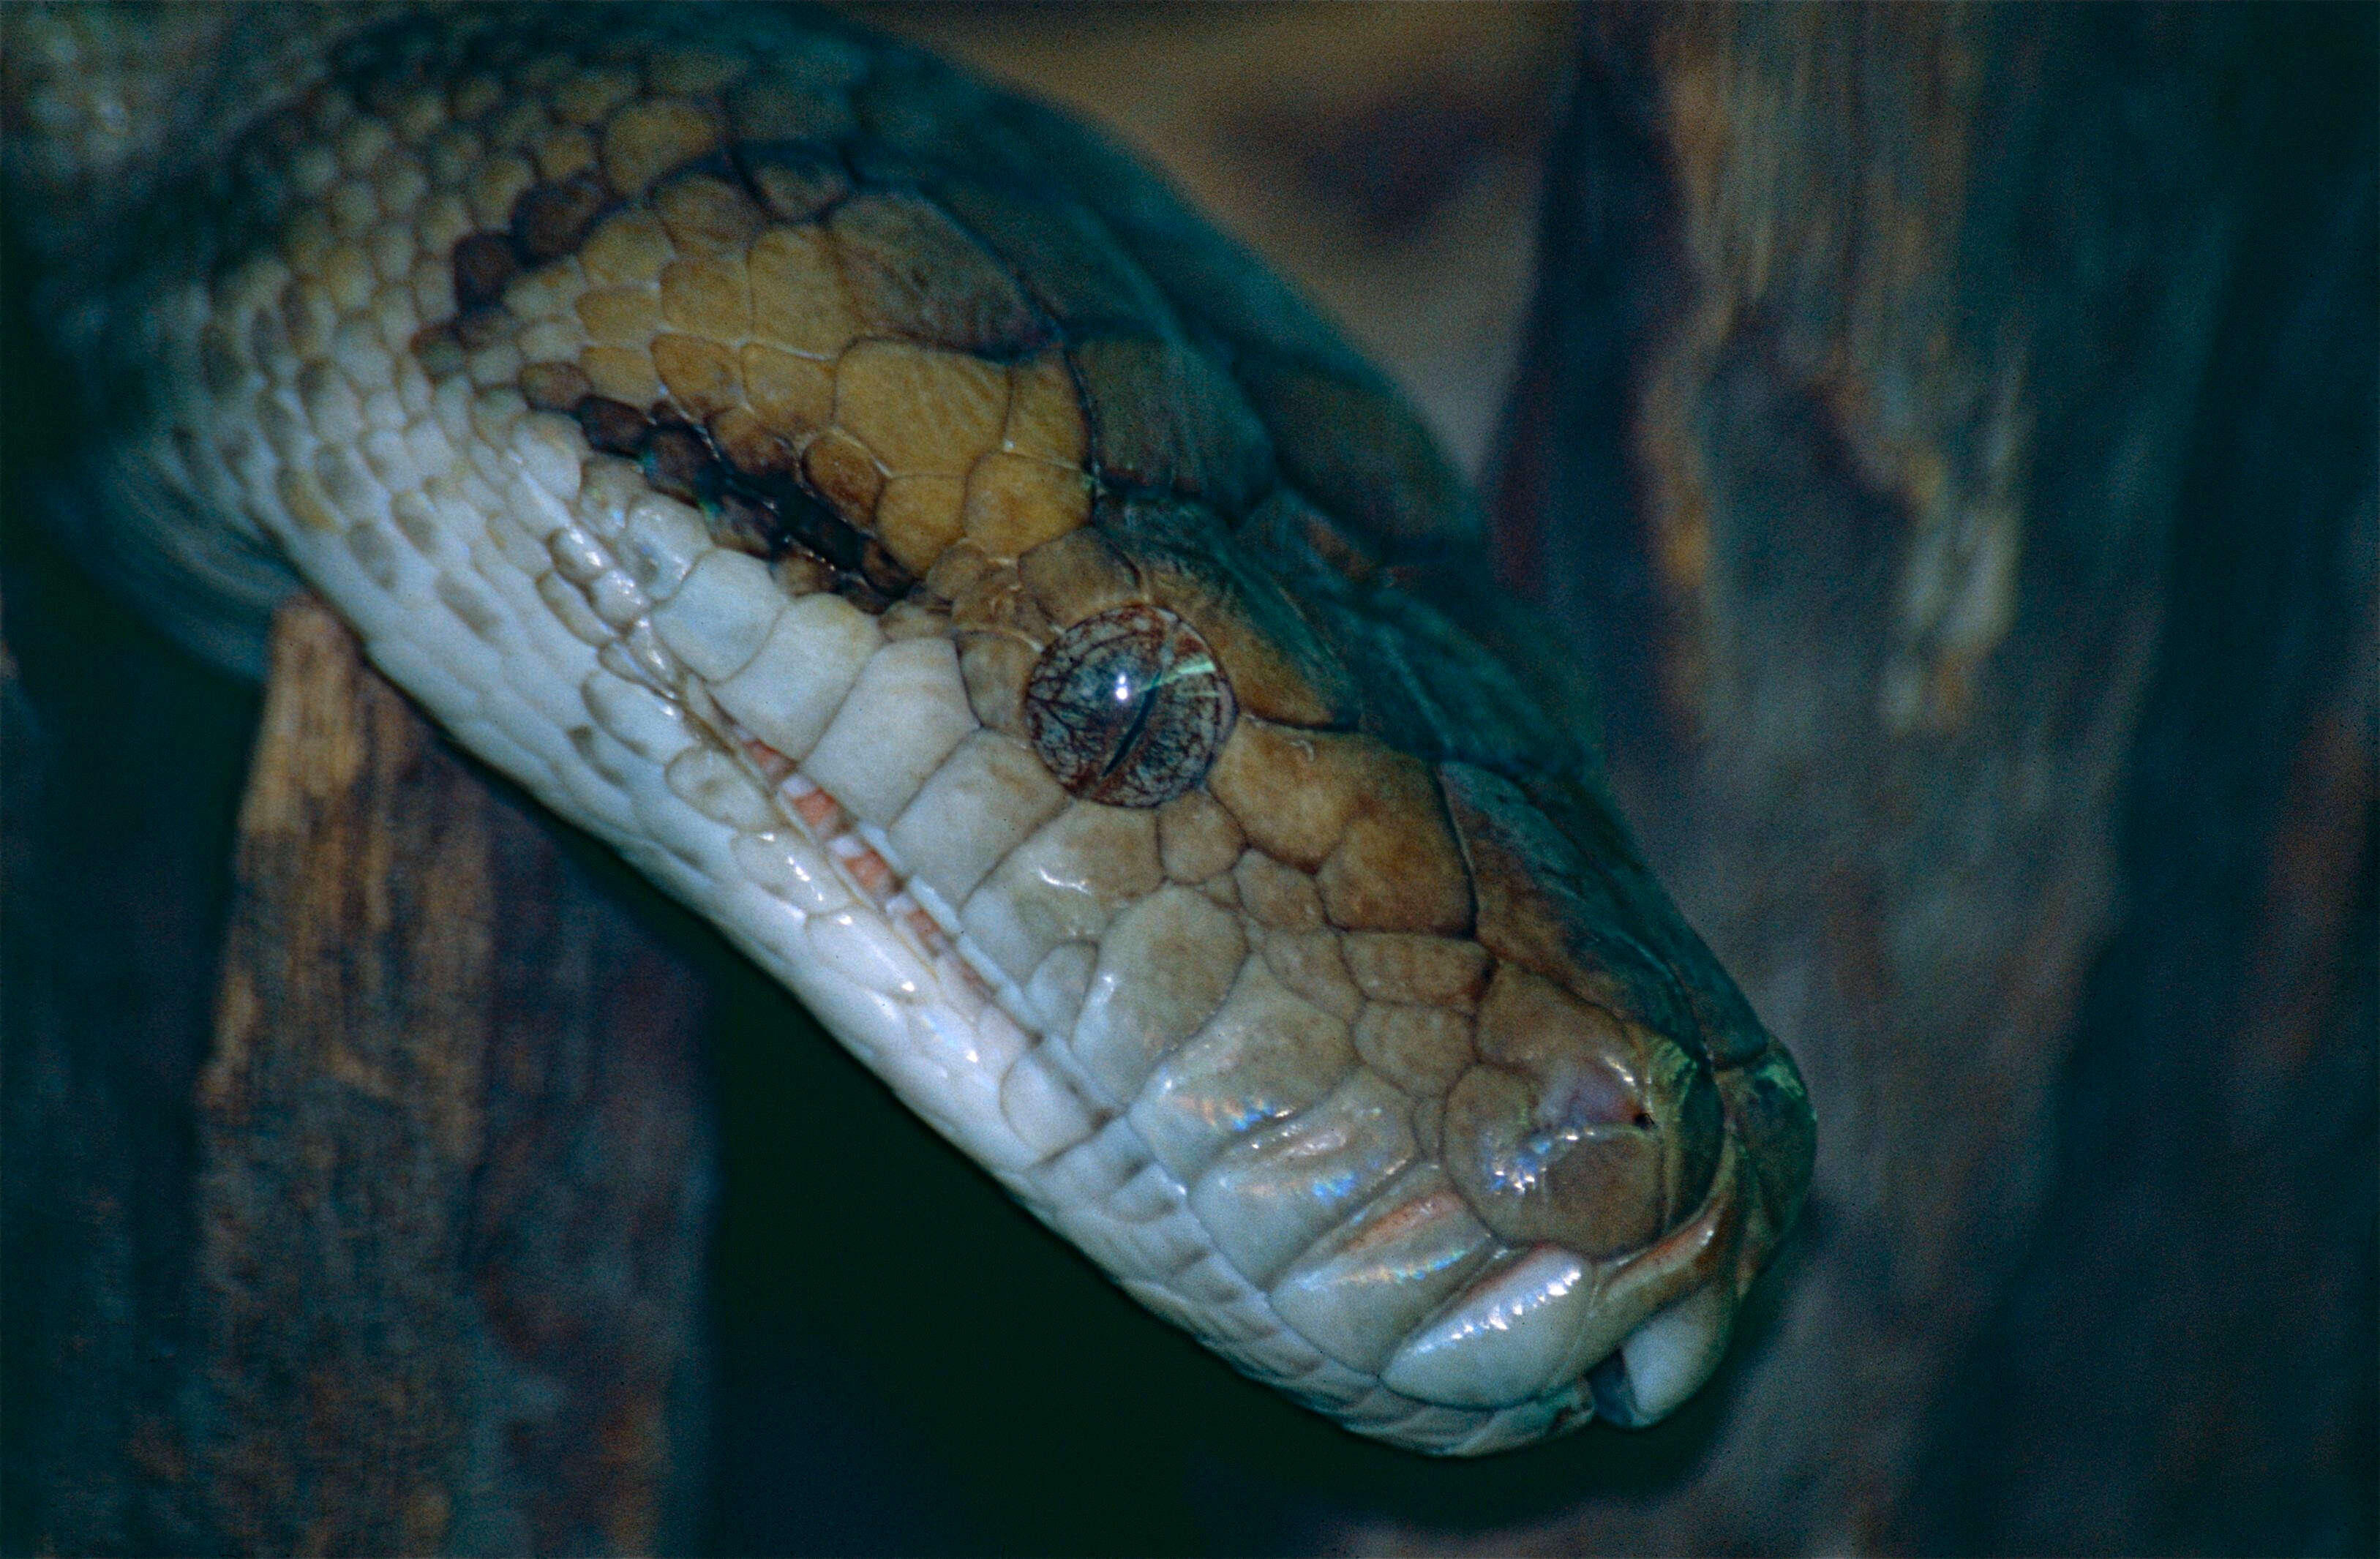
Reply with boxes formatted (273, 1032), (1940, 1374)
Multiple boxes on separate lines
(180, 597), (714, 1555)
(193, 597), (506, 1553)
(1472, 7), (2234, 1546)
(1367, 4), (2375, 1554)
(1, 579), (716, 1555)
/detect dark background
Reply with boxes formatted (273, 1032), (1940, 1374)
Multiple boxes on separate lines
(4, 5), (2372, 1554)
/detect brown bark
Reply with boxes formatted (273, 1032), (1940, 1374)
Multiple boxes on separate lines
(2, 587), (714, 1555)
(1390, 5), (2375, 1554)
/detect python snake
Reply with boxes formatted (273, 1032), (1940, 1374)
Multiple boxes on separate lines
(3, 4), (1812, 1455)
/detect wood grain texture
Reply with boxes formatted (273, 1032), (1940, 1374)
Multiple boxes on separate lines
(2, 581), (716, 1555)
(1402, 4), (2376, 1552)
(187, 597), (714, 1555)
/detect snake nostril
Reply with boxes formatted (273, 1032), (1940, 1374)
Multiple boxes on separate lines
(1440, 965), (1681, 1256)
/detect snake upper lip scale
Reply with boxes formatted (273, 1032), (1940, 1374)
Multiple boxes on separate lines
(4, 3), (1814, 1454)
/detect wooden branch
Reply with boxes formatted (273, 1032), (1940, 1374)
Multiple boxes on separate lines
(183, 596), (714, 1555)
(3, 590), (714, 1556)
(1394, 5), (2376, 1555)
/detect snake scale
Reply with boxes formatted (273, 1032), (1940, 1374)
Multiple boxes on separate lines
(4, 4), (1812, 1455)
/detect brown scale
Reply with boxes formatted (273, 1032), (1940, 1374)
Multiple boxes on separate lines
(511, 167), (615, 261)
(727, 139), (855, 224)
(440, 227), (524, 354)
(519, 360), (593, 413)
(428, 126), (977, 615)
(449, 232), (519, 312)
(637, 420), (714, 501)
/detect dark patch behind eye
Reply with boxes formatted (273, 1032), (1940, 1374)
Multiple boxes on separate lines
(451, 232), (519, 312)
(511, 168), (615, 261)
(574, 396), (650, 456)
(565, 394), (913, 607)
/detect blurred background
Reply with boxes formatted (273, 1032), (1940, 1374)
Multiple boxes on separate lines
(867, 3), (1572, 478)
(4, 5), (2370, 1555)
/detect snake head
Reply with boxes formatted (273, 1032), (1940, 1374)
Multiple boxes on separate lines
(987, 503), (1813, 1449)
(3, 0), (1815, 1459)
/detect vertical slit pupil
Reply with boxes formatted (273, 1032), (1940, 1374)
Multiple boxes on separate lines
(1024, 605), (1236, 807)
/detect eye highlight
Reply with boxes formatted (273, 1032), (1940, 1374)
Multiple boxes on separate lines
(1025, 604), (1236, 807)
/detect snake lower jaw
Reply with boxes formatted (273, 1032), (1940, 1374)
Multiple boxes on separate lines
(1586, 1283), (1739, 1429)
(1368, 1132), (1746, 1432)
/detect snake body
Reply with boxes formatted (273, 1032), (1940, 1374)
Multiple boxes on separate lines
(4, 4), (1812, 1454)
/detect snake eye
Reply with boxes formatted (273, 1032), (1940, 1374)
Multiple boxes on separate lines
(1024, 604), (1236, 807)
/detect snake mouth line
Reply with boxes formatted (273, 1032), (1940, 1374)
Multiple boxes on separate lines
(718, 715), (1056, 1045)
(544, 503), (1035, 1036)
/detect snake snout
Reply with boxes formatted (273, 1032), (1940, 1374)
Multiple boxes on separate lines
(1387, 762), (1812, 1433)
